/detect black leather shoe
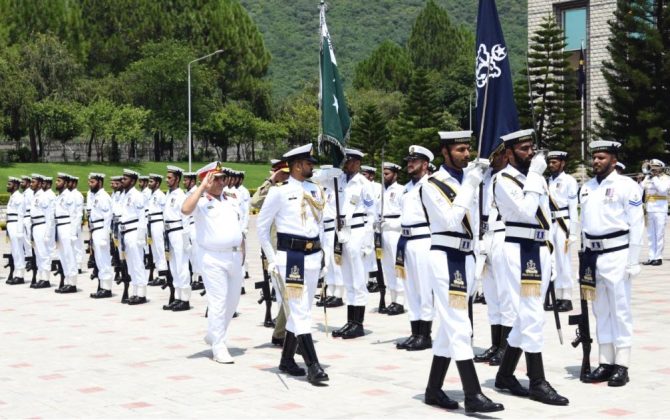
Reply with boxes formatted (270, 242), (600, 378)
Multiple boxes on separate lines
(529, 379), (569, 405)
(341, 322), (364, 339)
(8, 277), (25, 285)
(127, 296), (147, 305)
(406, 321), (432, 351)
(607, 365), (629, 387)
(271, 336), (284, 347)
(556, 299), (573, 312)
(332, 306), (355, 337)
(642, 259), (654, 265)
(387, 303), (405, 316)
(122, 295), (131, 304)
(59, 285), (77, 294)
(424, 387), (459, 410)
(34, 280), (51, 289)
(148, 277), (165, 287)
(171, 300), (191, 311)
(651, 259), (662, 266)
(464, 393), (504, 413)
(163, 300), (181, 310)
(583, 364), (614, 383)
(279, 358), (306, 376)
(495, 375), (529, 396)
(475, 345), (499, 363)
(307, 362), (329, 383)
(325, 297), (344, 308)
(90, 289), (112, 299)
(378, 305), (388, 314)
(489, 347), (505, 366)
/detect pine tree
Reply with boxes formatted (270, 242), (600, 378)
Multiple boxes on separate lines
(526, 14), (581, 162)
(353, 40), (412, 94)
(596, 0), (667, 165)
(349, 103), (389, 166)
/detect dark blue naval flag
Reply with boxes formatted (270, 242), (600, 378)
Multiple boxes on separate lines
(475, 0), (519, 159)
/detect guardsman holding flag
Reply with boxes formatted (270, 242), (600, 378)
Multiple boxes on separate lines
(257, 144), (329, 385)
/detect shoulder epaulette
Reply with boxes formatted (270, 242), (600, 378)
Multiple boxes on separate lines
(275, 181), (287, 187)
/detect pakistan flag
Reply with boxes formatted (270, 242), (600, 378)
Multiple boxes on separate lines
(319, 3), (350, 164)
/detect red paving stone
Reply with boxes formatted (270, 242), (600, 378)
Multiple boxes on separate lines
(601, 408), (633, 416)
(362, 389), (389, 396)
(273, 403), (303, 411)
(39, 374), (65, 380)
(78, 387), (105, 394)
(640, 345), (664, 351)
(216, 388), (243, 395)
(251, 364), (274, 370)
(375, 365), (400, 371)
(167, 375), (194, 381)
(121, 401), (152, 409)
(9, 363), (31, 368)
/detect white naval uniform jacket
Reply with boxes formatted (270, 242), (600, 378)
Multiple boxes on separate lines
(494, 164), (552, 235)
(548, 171), (579, 227)
(7, 190), (25, 232)
(119, 188), (147, 229)
(54, 189), (76, 238)
(89, 189), (113, 233)
(379, 181), (404, 230)
(641, 174), (670, 213)
(164, 188), (188, 244)
(336, 172), (376, 231)
(70, 189), (84, 233)
(399, 175), (430, 229)
(256, 176), (324, 270)
(580, 172), (644, 249)
(193, 192), (243, 251)
(147, 189), (166, 221)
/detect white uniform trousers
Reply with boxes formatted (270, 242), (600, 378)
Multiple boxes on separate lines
(74, 224), (84, 266)
(430, 250), (475, 360)
(201, 250), (243, 352)
(322, 230), (343, 296)
(188, 225), (203, 279)
(403, 237), (434, 322)
(341, 228), (369, 306)
(55, 224), (77, 277)
(7, 222), (25, 271)
(593, 248), (633, 349)
(123, 230), (147, 286)
(166, 229), (190, 290)
(487, 231), (514, 327)
(277, 251), (321, 335)
(481, 254), (501, 326)
(91, 229), (113, 289)
(149, 222), (168, 271)
(31, 224), (51, 273)
(646, 211), (666, 261)
(22, 218), (32, 262)
(501, 243), (551, 353)
(551, 222), (574, 299)
(381, 230), (403, 304)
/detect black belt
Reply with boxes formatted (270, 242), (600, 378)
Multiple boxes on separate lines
(89, 218), (104, 223)
(122, 227), (137, 235)
(56, 222), (70, 227)
(324, 227), (335, 232)
(166, 227), (183, 234)
(7, 213), (17, 216)
(277, 233), (321, 254)
(505, 237), (548, 246)
(121, 219), (138, 225)
(384, 215), (400, 219)
(7, 220), (17, 223)
(32, 221), (45, 227)
(148, 219), (164, 224)
(90, 226), (103, 233)
(55, 215), (69, 219)
(148, 212), (162, 216)
(583, 230), (629, 255)
(31, 216), (45, 221)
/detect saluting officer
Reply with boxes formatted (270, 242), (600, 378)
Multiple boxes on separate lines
(87, 173), (114, 299)
(396, 146), (434, 351)
(5, 177), (26, 285)
(257, 144), (329, 385)
(493, 129), (568, 406)
(420, 130), (503, 413)
(146, 173), (168, 286)
(53, 173), (79, 293)
(331, 148), (376, 339)
(640, 159), (669, 266)
(547, 151), (579, 312)
(378, 162), (405, 315)
(119, 169), (149, 304)
(182, 162), (245, 364)
(580, 140), (644, 387)
(162, 166), (192, 311)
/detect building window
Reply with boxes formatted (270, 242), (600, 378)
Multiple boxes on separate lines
(563, 7), (587, 51)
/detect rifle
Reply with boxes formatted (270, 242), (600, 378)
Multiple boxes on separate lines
(3, 253), (14, 283)
(333, 177), (343, 265)
(548, 279), (564, 344)
(569, 250), (592, 382)
(255, 249), (275, 327)
(160, 268), (175, 304)
(114, 230), (130, 303)
(145, 221), (155, 283)
(374, 146), (387, 312)
(52, 259), (65, 290)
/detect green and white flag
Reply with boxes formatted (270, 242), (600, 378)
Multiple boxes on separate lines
(319, 2), (350, 163)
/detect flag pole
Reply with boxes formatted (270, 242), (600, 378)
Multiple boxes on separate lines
(476, 64), (492, 158)
(580, 39), (586, 164)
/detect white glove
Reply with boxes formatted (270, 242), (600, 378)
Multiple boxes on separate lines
(98, 237), (109, 248)
(183, 231), (191, 252)
(361, 227), (374, 256)
(568, 221), (579, 245)
(137, 229), (146, 247)
(267, 262), (280, 278)
(463, 165), (485, 189)
(337, 226), (351, 244)
(529, 152), (547, 175)
(453, 168), (483, 209)
(319, 262), (329, 279)
(626, 244), (642, 278)
(478, 233), (492, 256)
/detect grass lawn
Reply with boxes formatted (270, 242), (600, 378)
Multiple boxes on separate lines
(0, 161), (272, 192)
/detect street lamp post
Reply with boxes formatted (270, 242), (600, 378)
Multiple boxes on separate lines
(188, 49), (224, 172)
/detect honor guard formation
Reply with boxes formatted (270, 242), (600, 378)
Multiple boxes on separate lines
(3, 130), (661, 414)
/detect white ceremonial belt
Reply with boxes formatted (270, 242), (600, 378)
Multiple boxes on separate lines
(505, 226), (548, 242)
(344, 215), (365, 227)
(383, 214), (400, 220)
(323, 219), (335, 230)
(551, 210), (569, 219)
(583, 234), (628, 252)
(164, 220), (183, 230)
(431, 234), (473, 252)
(89, 220), (105, 229)
(200, 244), (241, 253)
(147, 215), (164, 222)
(401, 226), (431, 237)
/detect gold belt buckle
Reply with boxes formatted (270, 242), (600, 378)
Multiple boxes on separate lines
(305, 241), (314, 251)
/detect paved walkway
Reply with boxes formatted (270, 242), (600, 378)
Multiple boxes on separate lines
(0, 216), (668, 418)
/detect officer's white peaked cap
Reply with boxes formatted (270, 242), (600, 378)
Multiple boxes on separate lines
(405, 145), (434, 162)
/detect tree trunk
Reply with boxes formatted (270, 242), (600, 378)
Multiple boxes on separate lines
(153, 131), (161, 161)
(170, 136), (174, 161)
(251, 138), (255, 161)
(236, 141), (241, 162)
(99, 139), (105, 162)
(130, 139), (136, 159)
(87, 130), (96, 161)
(29, 126), (38, 162)
(222, 138), (228, 162)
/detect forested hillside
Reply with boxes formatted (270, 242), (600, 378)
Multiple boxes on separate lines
(240, 0), (528, 98)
